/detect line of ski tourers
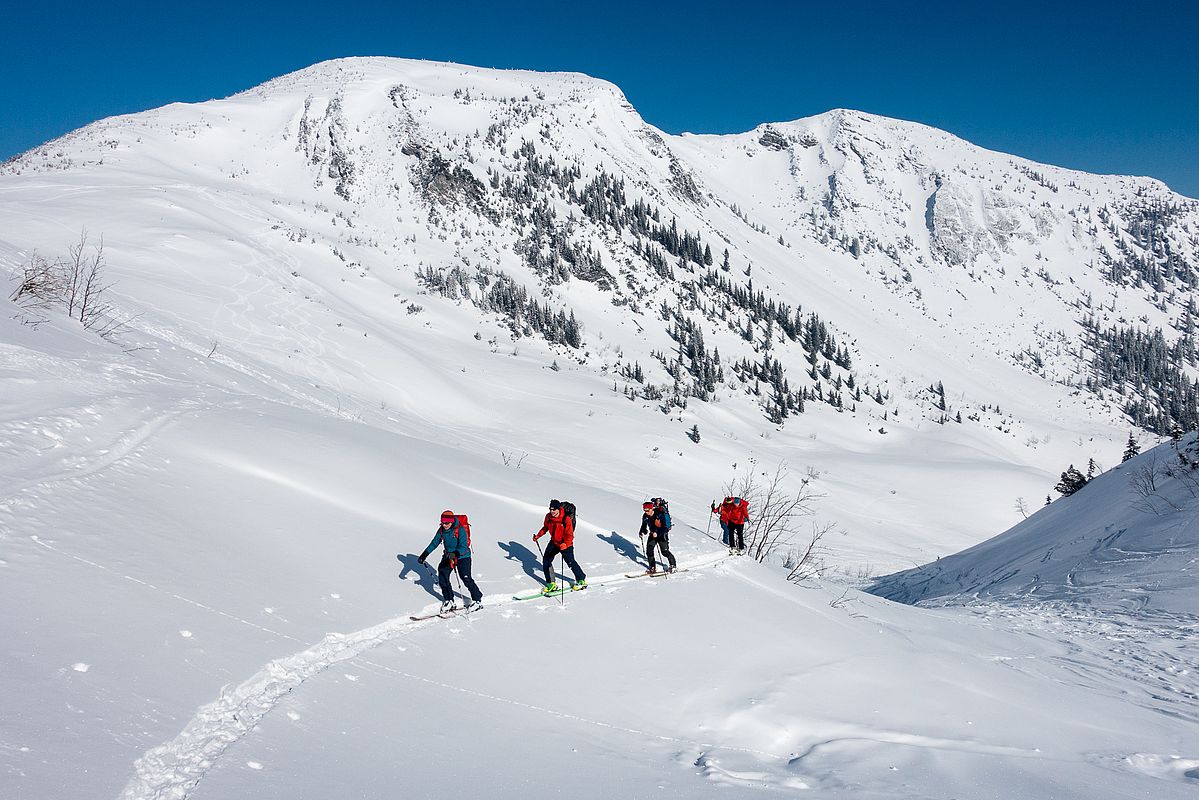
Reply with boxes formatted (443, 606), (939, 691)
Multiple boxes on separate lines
(409, 495), (752, 615)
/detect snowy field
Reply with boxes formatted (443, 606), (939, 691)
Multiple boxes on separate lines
(3, 293), (1197, 799)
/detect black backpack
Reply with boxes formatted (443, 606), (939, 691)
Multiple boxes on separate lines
(562, 500), (577, 529)
(651, 497), (669, 514)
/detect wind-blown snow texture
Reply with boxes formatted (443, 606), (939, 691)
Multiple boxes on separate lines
(2, 57), (1197, 799)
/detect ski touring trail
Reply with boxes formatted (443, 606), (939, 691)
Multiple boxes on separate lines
(116, 550), (730, 800)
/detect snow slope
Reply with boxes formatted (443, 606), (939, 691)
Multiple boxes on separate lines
(2, 57), (1198, 799)
(869, 434), (1199, 616)
(2, 312), (1194, 797)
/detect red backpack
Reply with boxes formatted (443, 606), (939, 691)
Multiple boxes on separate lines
(455, 515), (472, 550)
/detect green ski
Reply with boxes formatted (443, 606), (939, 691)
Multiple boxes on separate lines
(513, 586), (570, 600)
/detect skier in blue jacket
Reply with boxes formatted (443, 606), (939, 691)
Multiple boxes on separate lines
(638, 499), (677, 574)
(419, 510), (483, 612)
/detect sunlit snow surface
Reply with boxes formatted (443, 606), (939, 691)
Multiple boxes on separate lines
(1, 57), (1197, 799)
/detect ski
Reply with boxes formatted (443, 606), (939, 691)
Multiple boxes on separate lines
(410, 604), (483, 621)
(624, 569), (688, 579)
(513, 584), (580, 600)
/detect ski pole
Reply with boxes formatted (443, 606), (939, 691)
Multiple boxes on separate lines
(705, 501), (714, 540)
(423, 562), (438, 598)
(535, 538), (548, 589)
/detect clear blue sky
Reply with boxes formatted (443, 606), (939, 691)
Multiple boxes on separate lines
(3, 0), (1196, 197)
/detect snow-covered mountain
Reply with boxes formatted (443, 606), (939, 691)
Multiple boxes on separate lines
(4, 57), (1197, 566)
(2, 57), (1198, 799)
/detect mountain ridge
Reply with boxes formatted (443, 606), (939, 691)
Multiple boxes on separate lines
(3, 56), (1198, 561)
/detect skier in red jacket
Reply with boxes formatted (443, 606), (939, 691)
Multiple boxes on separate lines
(711, 496), (733, 546)
(725, 497), (749, 553)
(533, 499), (587, 594)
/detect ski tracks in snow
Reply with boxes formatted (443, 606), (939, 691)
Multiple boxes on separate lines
(0, 397), (201, 508)
(117, 551), (731, 800)
(968, 600), (1199, 723)
(118, 613), (440, 800)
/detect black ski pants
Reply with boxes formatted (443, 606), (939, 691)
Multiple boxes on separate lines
(646, 534), (677, 571)
(438, 555), (483, 603)
(542, 541), (586, 585)
(727, 522), (745, 550)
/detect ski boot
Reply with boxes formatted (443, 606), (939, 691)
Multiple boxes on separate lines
(464, 598), (482, 611)
(440, 600), (457, 614)
(572, 579), (588, 591)
(541, 582), (559, 596)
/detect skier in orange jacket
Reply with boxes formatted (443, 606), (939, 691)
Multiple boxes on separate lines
(533, 499), (587, 593)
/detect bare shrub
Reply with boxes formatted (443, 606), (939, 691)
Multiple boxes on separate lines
(1014, 496), (1030, 519)
(784, 521), (837, 584)
(500, 450), (528, 469)
(1163, 440), (1199, 499)
(725, 464), (825, 565)
(8, 231), (123, 338)
(8, 252), (63, 310)
(1128, 451), (1181, 514)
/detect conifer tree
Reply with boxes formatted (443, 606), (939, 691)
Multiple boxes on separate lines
(1122, 432), (1141, 462)
(1054, 465), (1088, 497)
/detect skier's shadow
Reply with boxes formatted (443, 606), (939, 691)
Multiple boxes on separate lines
(498, 540), (542, 581)
(598, 531), (644, 567)
(396, 553), (439, 599)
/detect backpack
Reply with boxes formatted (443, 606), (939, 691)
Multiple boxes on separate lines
(561, 501), (577, 530)
(659, 510), (672, 532)
(453, 515), (472, 552)
(651, 497), (669, 514)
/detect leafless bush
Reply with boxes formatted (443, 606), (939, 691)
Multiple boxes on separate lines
(725, 463), (825, 564)
(8, 231), (122, 337)
(828, 587), (866, 617)
(8, 252), (62, 310)
(784, 521), (836, 584)
(500, 450), (528, 469)
(1128, 451), (1181, 514)
(1163, 442), (1199, 499)
(1014, 496), (1031, 519)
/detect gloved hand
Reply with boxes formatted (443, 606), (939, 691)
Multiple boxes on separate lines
(711, 503), (717, 512)
(532, 533), (540, 542)
(417, 553), (427, 565)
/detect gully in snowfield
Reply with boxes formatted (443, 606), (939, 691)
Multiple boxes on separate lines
(639, 498), (677, 574)
(534, 499), (587, 594)
(418, 510), (483, 613)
